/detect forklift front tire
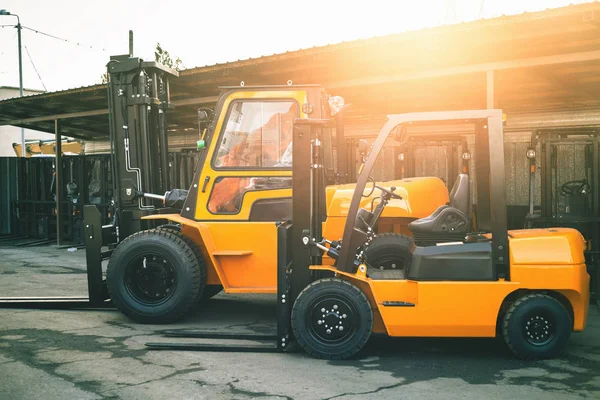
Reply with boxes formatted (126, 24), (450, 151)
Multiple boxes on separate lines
(502, 293), (572, 360)
(156, 225), (207, 303)
(291, 278), (373, 360)
(107, 229), (202, 324)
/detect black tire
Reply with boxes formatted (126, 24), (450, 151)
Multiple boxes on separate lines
(157, 223), (182, 232)
(291, 278), (373, 360)
(502, 293), (572, 360)
(156, 226), (207, 302)
(107, 229), (202, 324)
(201, 285), (223, 300)
(364, 233), (412, 271)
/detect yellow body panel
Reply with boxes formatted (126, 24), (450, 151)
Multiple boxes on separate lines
(144, 214), (278, 292)
(310, 227), (589, 337)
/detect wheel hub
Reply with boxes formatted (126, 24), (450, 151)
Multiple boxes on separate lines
(125, 254), (177, 304)
(524, 315), (554, 345)
(375, 257), (404, 270)
(310, 298), (355, 343)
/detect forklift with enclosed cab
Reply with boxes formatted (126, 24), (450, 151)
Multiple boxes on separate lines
(98, 55), (453, 324)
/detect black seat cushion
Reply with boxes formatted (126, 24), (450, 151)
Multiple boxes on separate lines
(408, 205), (470, 235)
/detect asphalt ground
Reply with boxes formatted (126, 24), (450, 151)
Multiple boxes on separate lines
(0, 242), (599, 400)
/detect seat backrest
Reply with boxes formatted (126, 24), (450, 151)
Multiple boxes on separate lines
(449, 174), (470, 216)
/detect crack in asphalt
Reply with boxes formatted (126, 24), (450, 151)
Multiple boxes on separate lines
(227, 381), (293, 400)
(99, 366), (208, 396)
(321, 382), (404, 400)
(0, 328), (148, 398)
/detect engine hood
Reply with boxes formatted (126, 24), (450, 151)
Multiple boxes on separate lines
(326, 176), (449, 219)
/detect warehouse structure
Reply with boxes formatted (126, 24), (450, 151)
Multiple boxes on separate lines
(1, 2), (600, 241)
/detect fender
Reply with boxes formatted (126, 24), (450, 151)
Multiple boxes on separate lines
(142, 214), (228, 289)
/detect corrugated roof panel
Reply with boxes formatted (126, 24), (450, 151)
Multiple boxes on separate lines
(0, 1), (599, 140)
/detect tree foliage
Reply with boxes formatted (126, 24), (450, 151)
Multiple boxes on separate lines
(99, 43), (184, 83)
(155, 42), (184, 71)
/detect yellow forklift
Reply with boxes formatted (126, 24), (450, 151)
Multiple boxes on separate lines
(93, 55), (451, 324)
(148, 109), (589, 360)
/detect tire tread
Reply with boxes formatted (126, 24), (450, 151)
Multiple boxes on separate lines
(502, 292), (570, 360)
(107, 229), (202, 323)
(156, 226), (207, 301)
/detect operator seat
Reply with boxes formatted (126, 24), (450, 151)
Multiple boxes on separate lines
(408, 174), (471, 244)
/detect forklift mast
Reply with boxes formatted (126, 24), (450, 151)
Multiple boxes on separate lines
(525, 127), (600, 300)
(395, 134), (471, 182)
(106, 55), (178, 239)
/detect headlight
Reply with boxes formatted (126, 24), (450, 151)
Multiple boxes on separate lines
(328, 96), (345, 116)
(526, 149), (536, 159)
(398, 153), (405, 161)
(461, 152), (471, 160)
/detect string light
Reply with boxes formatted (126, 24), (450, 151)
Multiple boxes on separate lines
(21, 25), (108, 52)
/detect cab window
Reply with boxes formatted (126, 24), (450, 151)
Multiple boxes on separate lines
(213, 100), (297, 169)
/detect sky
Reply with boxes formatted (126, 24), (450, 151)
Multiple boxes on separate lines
(0, 0), (595, 93)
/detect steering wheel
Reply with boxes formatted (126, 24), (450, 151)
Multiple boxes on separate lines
(560, 180), (590, 197)
(375, 185), (402, 200)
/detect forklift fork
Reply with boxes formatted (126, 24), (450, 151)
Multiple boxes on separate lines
(0, 205), (112, 309)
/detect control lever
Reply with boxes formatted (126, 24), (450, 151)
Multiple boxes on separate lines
(375, 185), (402, 200)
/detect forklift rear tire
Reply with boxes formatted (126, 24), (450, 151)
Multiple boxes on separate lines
(291, 278), (373, 360)
(107, 229), (203, 324)
(156, 226), (207, 303)
(364, 233), (412, 274)
(502, 293), (572, 360)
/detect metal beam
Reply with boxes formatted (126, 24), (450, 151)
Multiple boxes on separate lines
(0, 96), (218, 126)
(327, 50), (600, 89)
(0, 109), (108, 126)
(55, 119), (63, 246)
(171, 96), (219, 107)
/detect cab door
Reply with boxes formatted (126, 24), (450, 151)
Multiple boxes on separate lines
(195, 90), (308, 221)
(190, 90), (307, 292)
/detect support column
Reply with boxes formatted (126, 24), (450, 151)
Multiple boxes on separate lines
(486, 70), (495, 108)
(55, 119), (63, 246)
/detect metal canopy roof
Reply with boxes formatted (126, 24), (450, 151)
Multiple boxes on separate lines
(1, 2), (600, 140)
